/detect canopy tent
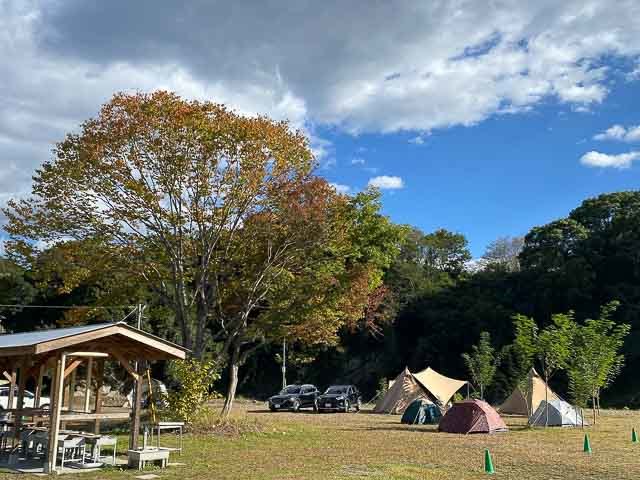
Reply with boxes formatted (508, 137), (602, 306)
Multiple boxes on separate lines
(380, 366), (467, 414)
(413, 367), (467, 407)
(374, 368), (436, 414)
(0, 321), (188, 473)
(438, 399), (508, 434)
(498, 368), (559, 416)
(401, 398), (442, 425)
(529, 399), (587, 427)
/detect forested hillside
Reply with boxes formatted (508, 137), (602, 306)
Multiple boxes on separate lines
(2, 190), (639, 407)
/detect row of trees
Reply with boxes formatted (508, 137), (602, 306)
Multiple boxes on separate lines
(464, 302), (630, 422)
(1, 90), (638, 413)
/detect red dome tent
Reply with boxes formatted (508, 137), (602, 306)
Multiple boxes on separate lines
(438, 399), (508, 434)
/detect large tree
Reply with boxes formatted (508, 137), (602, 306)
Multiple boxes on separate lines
(4, 91), (404, 414)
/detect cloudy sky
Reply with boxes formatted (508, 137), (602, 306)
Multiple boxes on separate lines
(1, 0), (640, 255)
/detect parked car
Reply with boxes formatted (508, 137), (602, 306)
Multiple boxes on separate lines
(316, 385), (361, 412)
(0, 386), (50, 410)
(268, 384), (319, 412)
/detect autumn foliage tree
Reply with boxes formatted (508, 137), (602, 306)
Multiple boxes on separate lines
(4, 91), (404, 415)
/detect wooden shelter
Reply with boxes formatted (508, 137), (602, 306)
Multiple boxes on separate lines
(0, 321), (187, 473)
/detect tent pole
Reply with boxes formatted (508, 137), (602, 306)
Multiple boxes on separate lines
(45, 353), (66, 474)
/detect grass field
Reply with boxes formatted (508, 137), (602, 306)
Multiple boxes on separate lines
(4, 403), (640, 479)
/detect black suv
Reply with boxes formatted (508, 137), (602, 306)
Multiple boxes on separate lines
(316, 385), (361, 412)
(268, 384), (319, 412)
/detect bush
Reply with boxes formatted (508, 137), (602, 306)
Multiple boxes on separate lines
(163, 358), (219, 424)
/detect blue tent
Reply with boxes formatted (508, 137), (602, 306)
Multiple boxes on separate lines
(401, 399), (442, 425)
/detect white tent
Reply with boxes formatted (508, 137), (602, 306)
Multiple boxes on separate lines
(529, 399), (587, 427)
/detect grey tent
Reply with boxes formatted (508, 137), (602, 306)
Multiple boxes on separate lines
(528, 399), (587, 427)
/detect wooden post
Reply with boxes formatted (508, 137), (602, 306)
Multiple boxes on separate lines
(84, 358), (93, 413)
(13, 360), (28, 445)
(129, 360), (144, 450)
(45, 353), (66, 474)
(34, 364), (45, 408)
(7, 369), (16, 410)
(68, 368), (77, 410)
(94, 360), (105, 434)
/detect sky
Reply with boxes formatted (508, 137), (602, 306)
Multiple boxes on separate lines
(1, 1), (639, 257)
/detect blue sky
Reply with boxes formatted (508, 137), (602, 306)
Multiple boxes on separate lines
(1, 1), (640, 258)
(322, 78), (640, 256)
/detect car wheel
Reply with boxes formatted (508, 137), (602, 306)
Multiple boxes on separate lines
(313, 401), (319, 413)
(269, 405), (276, 412)
(343, 401), (350, 413)
(355, 400), (361, 412)
(292, 400), (300, 412)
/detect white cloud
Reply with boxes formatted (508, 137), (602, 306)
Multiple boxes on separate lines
(351, 157), (365, 165)
(368, 175), (405, 190)
(329, 183), (351, 194)
(1, 0), (640, 216)
(580, 150), (640, 169)
(409, 135), (426, 145)
(593, 124), (640, 142)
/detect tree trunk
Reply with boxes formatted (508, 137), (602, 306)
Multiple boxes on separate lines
(592, 395), (597, 425)
(221, 345), (240, 418)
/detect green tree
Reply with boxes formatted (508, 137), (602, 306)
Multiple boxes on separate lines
(3, 92), (405, 416)
(567, 301), (630, 423)
(462, 331), (497, 400)
(509, 314), (538, 415)
(423, 229), (471, 279)
(536, 312), (574, 425)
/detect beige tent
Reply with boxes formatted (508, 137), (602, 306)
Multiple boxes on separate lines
(413, 367), (467, 407)
(374, 368), (435, 414)
(499, 368), (559, 416)
(375, 367), (467, 414)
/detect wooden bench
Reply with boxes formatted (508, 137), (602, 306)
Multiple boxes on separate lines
(127, 448), (170, 470)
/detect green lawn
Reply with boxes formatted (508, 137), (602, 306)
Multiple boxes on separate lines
(4, 403), (640, 479)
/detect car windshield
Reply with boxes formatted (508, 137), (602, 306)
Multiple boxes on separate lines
(280, 386), (301, 395)
(325, 386), (347, 394)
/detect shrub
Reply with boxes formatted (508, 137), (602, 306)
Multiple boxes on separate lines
(163, 358), (219, 424)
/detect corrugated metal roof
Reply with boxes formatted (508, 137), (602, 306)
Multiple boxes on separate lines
(0, 322), (119, 349)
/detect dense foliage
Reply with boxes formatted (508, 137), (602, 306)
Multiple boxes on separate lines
(0, 94), (638, 408)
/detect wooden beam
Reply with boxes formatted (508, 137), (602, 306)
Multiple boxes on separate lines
(67, 351), (109, 358)
(68, 369), (77, 411)
(45, 353), (66, 474)
(63, 359), (83, 378)
(61, 411), (131, 421)
(129, 360), (144, 450)
(7, 369), (16, 410)
(84, 358), (93, 413)
(13, 361), (27, 444)
(2, 370), (12, 382)
(94, 360), (105, 434)
(110, 350), (140, 381)
(34, 364), (45, 408)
